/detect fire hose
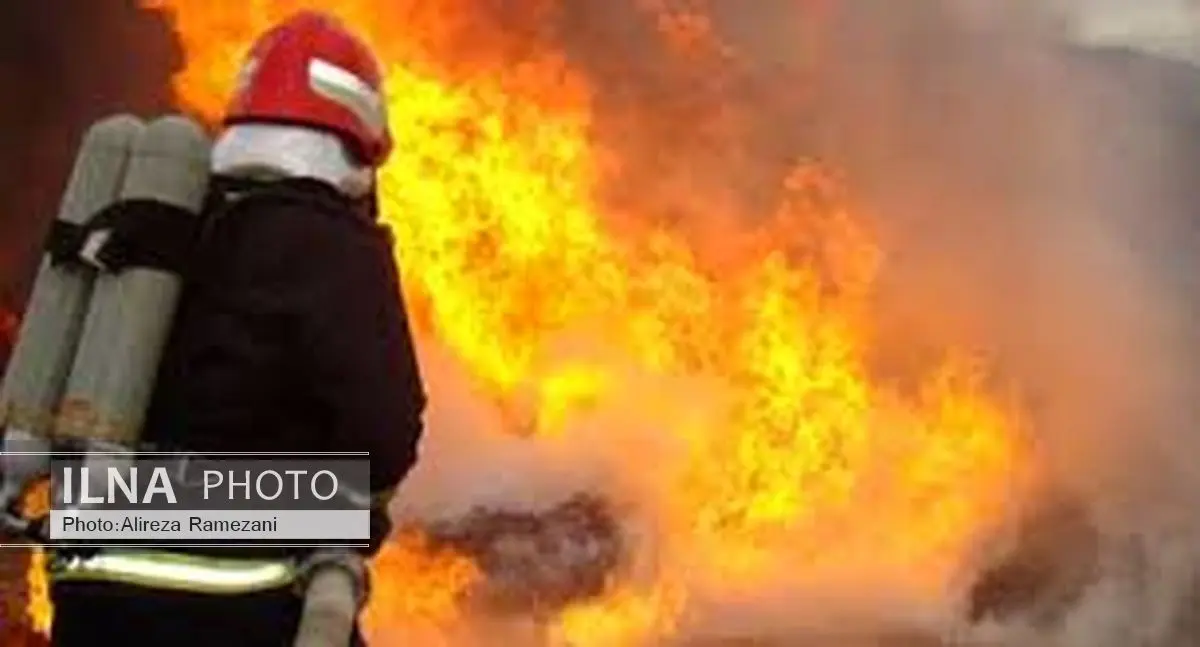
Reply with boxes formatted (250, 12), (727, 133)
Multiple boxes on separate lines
(293, 549), (369, 647)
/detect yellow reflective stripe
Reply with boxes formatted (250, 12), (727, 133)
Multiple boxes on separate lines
(52, 552), (297, 594)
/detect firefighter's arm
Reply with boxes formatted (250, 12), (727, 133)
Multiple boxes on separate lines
(282, 213), (427, 553)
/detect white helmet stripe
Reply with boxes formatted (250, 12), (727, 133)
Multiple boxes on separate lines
(236, 58), (260, 94)
(307, 58), (386, 139)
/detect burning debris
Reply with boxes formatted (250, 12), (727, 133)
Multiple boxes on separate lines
(967, 488), (1100, 630)
(420, 493), (624, 615)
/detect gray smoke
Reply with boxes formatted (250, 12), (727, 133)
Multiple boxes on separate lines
(400, 2), (1200, 644)
(553, 0), (1200, 643)
(5, 2), (1200, 644)
(777, 2), (1200, 646)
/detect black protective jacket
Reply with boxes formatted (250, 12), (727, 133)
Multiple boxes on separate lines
(138, 176), (427, 559)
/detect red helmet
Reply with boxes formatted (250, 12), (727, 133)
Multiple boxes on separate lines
(224, 11), (392, 167)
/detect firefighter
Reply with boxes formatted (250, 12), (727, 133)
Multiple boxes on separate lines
(46, 11), (426, 647)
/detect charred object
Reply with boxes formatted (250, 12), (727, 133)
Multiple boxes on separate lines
(967, 488), (1100, 629)
(422, 493), (624, 615)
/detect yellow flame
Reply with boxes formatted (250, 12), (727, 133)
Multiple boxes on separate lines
(20, 479), (51, 635)
(25, 548), (51, 636)
(10, 2), (1043, 644)
(549, 582), (686, 647)
(361, 530), (481, 636)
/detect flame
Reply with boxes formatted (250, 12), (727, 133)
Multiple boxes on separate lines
(361, 530), (481, 639)
(23, 550), (51, 637)
(19, 480), (52, 636)
(17, 1), (1040, 644)
(548, 582), (686, 647)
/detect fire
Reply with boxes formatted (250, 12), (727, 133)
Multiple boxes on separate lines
(361, 530), (481, 638)
(23, 550), (51, 637)
(19, 480), (52, 636)
(549, 582), (686, 647)
(19, 1), (1039, 644)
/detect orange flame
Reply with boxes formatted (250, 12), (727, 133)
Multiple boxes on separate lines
(19, 480), (52, 636)
(361, 530), (481, 638)
(21, 1), (1040, 644)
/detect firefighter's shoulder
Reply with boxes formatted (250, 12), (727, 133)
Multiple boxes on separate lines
(217, 178), (390, 256)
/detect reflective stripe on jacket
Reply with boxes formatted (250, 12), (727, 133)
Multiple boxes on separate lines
(50, 550), (299, 594)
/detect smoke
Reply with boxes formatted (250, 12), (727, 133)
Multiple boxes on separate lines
(734, 1), (1200, 645)
(450, 0), (1200, 644)
(5, 1), (1200, 645)
(390, 1), (1200, 644)
(0, 0), (179, 312)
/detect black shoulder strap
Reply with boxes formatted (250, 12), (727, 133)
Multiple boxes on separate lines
(44, 199), (207, 276)
(43, 176), (386, 278)
(45, 220), (91, 267)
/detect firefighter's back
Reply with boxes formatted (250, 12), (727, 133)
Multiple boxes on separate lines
(47, 11), (421, 647)
(141, 179), (369, 456)
(50, 179), (381, 647)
